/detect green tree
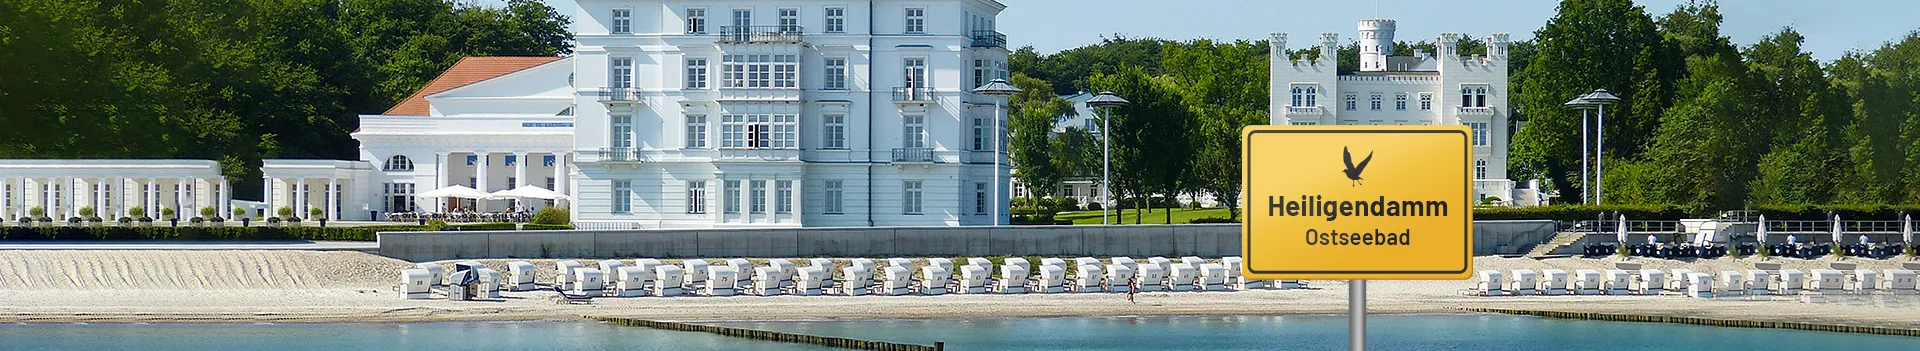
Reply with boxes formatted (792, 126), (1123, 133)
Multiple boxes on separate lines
(1511, 0), (1677, 204)
(1090, 67), (1195, 224)
(1007, 74), (1073, 203)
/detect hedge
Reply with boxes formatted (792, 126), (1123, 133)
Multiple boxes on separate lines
(0, 222), (529, 241)
(521, 224), (575, 230)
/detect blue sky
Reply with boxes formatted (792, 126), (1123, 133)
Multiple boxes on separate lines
(527, 0), (1918, 61)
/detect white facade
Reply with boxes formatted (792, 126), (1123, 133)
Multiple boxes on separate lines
(569, 0), (1011, 229)
(1, 160), (229, 221)
(1269, 19), (1536, 205)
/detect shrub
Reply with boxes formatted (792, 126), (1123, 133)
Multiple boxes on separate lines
(207, 216), (224, 222)
(426, 219), (448, 230)
(118, 217), (133, 224)
(1085, 202), (1103, 211)
(79, 207), (96, 218)
(189, 217), (205, 224)
(277, 206), (295, 219)
(160, 207), (176, 220)
(232, 208), (249, 220)
(531, 207), (570, 225)
(200, 207), (217, 218)
(266, 217), (282, 224)
(1474, 204), (1689, 221)
(521, 223), (575, 230)
(18, 217), (32, 225)
(67, 217), (82, 224)
(128, 207), (146, 217)
(286, 216), (302, 223)
(137, 216), (153, 223)
(1187, 201), (1202, 209)
(37, 216), (53, 223)
(309, 207), (324, 219)
(29, 206), (45, 218)
(0, 225), (450, 241)
(86, 216), (103, 223)
(1050, 197), (1080, 212)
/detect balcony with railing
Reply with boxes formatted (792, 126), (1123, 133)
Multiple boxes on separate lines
(891, 87), (933, 102)
(1285, 106), (1325, 115)
(598, 87), (640, 104)
(718, 25), (804, 43)
(1458, 106), (1494, 115)
(970, 30), (1007, 48)
(596, 147), (642, 163)
(890, 147), (935, 163)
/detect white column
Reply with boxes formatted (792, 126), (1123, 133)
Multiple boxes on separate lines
(219, 178), (230, 220)
(327, 178), (340, 221)
(436, 152), (451, 213)
(474, 151), (491, 212)
(67, 177), (77, 219)
(551, 153), (565, 192)
(143, 178), (154, 217)
(262, 177), (274, 217)
(792, 179), (803, 223)
(1, 177), (10, 220)
(514, 152), (529, 210)
(294, 178), (308, 219)
(117, 178), (129, 219)
(174, 178), (187, 219)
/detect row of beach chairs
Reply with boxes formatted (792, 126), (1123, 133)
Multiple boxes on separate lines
(1469, 265), (1920, 298)
(400, 256), (1304, 300)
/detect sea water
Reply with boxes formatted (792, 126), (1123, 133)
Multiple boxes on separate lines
(3, 314), (1917, 351)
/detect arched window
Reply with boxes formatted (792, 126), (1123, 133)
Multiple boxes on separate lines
(1474, 159), (1488, 179)
(384, 155), (414, 171)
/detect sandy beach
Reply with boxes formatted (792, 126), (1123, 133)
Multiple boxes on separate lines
(3, 250), (1919, 329)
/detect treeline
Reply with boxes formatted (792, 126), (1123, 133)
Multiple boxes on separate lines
(1010, 0), (1920, 219)
(0, 0), (571, 199)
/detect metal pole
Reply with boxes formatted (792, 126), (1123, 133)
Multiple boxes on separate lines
(1349, 280), (1366, 351)
(1595, 104), (1605, 205)
(1101, 106), (1111, 225)
(993, 97), (1004, 226)
(1580, 109), (1589, 205)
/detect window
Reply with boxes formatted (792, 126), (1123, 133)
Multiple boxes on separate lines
(749, 180), (767, 214)
(824, 7), (845, 33)
(1395, 93), (1408, 110)
(902, 180), (923, 214)
(469, 177), (477, 188)
(383, 155), (414, 171)
(1291, 121), (1318, 126)
(685, 8), (707, 34)
(823, 58), (847, 90)
(723, 180), (741, 213)
(1344, 93), (1357, 111)
(904, 8), (925, 34)
(1419, 93), (1433, 110)
(610, 115), (633, 148)
(824, 180), (845, 214)
(504, 155), (518, 167)
(1475, 159), (1488, 179)
(1467, 122), (1490, 146)
(903, 115), (926, 148)
(685, 115), (707, 149)
(777, 8), (798, 32)
(609, 57), (633, 89)
(721, 54), (799, 88)
(383, 183), (417, 213)
(971, 117), (986, 150)
(974, 182), (988, 214)
(686, 181), (707, 214)
(612, 180), (632, 213)
(1461, 85), (1489, 107)
(611, 9), (632, 34)
(1369, 93), (1383, 111)
(686, 58), (708, 89)
(544, 155), (559, 167)
(506, 177), (517, 188)
(902, 58), (926, 89)
(822, 114), (846, 149)
(775, 180), (793, 214)
(1290, 84), (1318, 107)
(973, 60), (987, 89)
(720, 114), (797, 149)
(731, 9), (751, 28)
(546, 178), (555, 190)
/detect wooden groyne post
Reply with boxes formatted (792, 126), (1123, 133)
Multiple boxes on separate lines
(1465, 307), (1920, 337)
(594, 316), (944, 351)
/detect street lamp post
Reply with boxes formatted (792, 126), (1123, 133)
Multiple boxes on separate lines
(1086, 92), (1129, 225)
(973, 79), (1021, 226)
(1564, 89), (1619, 205)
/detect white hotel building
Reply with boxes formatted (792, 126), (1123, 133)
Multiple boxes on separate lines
(568, 0), (1012, 228)
(1270, 19), (1540, 206)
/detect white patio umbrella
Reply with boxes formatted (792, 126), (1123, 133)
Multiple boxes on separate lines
(1831, 214), (1843, 244)
(1616, 214), (1628, 244)
(486, 185), (570, 201)
(1756, 214), (1768, 245)
(1903, 215), (1912, 244)
(414, 185), (490, 200)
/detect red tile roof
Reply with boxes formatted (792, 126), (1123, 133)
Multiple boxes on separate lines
(381, 56), (565, 116)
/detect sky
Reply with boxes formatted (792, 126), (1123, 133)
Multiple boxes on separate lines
(521, 0), (1920, 61)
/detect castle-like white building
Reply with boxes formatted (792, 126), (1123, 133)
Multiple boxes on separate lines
(566, 0), (1013, 228)
(1270, 19), (1538, 206)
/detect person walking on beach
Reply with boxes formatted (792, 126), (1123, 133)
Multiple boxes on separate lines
(1127, 276), (1137, 304)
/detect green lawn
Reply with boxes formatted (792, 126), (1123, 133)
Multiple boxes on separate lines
(1056, 207), (1237, 225)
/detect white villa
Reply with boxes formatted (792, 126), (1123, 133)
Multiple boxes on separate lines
(1269, 19), (1541, 206)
